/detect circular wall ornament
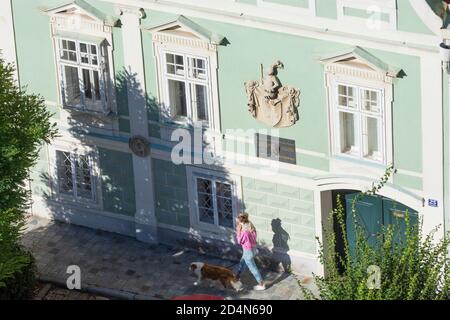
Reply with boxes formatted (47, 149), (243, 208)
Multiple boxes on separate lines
(129, 136), (150, 158)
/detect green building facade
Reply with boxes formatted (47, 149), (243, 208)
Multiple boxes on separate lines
(1, 0), (448, 274)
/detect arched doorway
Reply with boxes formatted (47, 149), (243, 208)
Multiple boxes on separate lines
(321, 190), (419, 273)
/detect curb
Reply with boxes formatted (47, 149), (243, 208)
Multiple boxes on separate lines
(38, 276), (163, 300)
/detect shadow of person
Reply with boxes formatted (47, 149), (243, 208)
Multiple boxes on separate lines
(271, 218), (291, 274)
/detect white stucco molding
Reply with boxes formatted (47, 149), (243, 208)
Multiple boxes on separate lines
(314, 176), (424, 212)
(409, 0), (442, 34)
(115, 5), (145, 19)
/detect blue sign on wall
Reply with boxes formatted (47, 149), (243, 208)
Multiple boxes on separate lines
(428, 199), (439, 208)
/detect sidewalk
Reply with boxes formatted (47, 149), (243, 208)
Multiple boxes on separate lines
(22, 216), (314, 300)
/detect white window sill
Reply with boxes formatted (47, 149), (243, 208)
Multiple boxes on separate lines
(62, 105), (117, 117)
(51, 195), (101, 211)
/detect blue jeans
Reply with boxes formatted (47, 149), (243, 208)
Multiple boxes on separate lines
(236, 248), (263, 283)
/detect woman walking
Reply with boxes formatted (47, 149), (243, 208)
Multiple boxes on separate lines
(235, 212), (266, 291)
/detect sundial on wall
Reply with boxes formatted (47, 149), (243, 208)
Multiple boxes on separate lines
(244, 61), (300, 128)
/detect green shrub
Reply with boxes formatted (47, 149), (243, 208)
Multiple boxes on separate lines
(0, 248), (37, 300)
(301, 166), (450, 300)
(0, 57), (56, 298)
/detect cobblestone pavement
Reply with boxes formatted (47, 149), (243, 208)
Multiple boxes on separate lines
(33, 282), (110, 300)
(22, 216), (315, 300)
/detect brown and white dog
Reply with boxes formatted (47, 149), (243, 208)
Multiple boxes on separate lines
(190, 262), (243, 291)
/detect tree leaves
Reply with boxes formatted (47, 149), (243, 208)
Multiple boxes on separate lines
(0, 58), (57, 288)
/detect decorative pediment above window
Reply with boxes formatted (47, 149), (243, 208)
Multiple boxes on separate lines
(320, 46), (401, 84)
(143, 15), (227, 51)
(44, 1), (118, 117)
(44, 0), (119, 35)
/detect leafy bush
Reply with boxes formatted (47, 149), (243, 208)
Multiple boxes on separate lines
(301, 166), (450, 300)
(0, 248), (37, 300)
(0, 57), (56, 297)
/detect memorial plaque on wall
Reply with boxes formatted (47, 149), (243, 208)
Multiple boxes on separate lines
(255, 133), (297, 165)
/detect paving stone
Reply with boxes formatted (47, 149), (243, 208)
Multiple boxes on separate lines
(22, 216), (307, 300)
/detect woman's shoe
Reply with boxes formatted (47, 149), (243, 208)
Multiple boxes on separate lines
(253, 284), (266, 291)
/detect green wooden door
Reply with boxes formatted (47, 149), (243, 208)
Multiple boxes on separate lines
(382, 198), (418, 246)
(345, 193), (383, 255)
(345, 193), (418, 254)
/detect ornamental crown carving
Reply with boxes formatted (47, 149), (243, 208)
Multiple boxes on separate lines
(245, 61), (300, 128)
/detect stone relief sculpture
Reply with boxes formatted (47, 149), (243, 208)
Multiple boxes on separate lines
(245, 61), (300, 128)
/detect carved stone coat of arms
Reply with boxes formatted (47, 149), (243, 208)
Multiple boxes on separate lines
(245, 61), (300, 128)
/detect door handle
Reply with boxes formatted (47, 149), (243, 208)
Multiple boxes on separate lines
(393, 211), (406, 219)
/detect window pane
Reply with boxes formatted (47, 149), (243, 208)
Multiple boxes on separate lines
(90, 45), (97, 55)
(93, 71), (101, 100)
(68, 52), (77, 62)
(60, 39), (77, 62)
(363, 89), (380, 113)
(82, 69), (92, 100)
(167, 64), (176, 74)
(338, 85), (356, 109)
(216, 182), (233, 228)
(81, 54), (89, 64)
(76, 155), (93, 199)
(189, 57), (207, 80)
(168, 80), (187, 118)
(64, 66), (81, 106)
(57, 151), (73, 195)
(175, 55), (184, 65)
(193, 84), (208, 121)
(166, 53), (174, 64)
(197, 178), (214, 224)
(68, 40), (76, 51)
(363, 116), (381, 161)
(339, 112), (358, 155)
(61, 51), (69, 60)
(166, 53), (184, 76)
(80, 43), (87, 53)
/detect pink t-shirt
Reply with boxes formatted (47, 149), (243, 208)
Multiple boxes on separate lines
(236, 230), (257, 250)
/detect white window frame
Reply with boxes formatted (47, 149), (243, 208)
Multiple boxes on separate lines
(56, 150), (97, 201)
(56, 37), (109, 113)
(153, 41), (220, 131)
(48, 142), (101, 208)
(161, 50), (212, 125)
(326, 71), (393, 169)
(186, 167), (242, 233)
(333, 81), (385, 164)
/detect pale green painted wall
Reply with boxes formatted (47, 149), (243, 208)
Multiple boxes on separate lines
(343, 7), (390, 22)
(315, 0), (337, 19)
(30, 146), (51, 198)
(12, 0), (59, 102)
(397, 0), (435, 35)
(236, 0), (257, 5)
(99, 148), (136, 216)
(264, 0), (309, 8)
(242, 177), (316, 254)
(152, 159), (190, 228)
(393, 173), (423, 191)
